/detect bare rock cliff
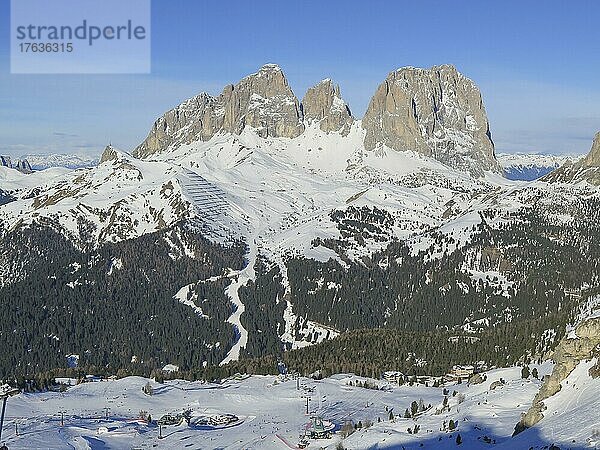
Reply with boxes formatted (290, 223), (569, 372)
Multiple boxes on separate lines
(134, 64), (303, 158)
(301, 79), (353, 136)
(514, 316), (600, 435)
(543, 132), (600, 184)
(362, 64), (499, 176)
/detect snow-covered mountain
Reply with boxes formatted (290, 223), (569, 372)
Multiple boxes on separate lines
(0, 155), (33, 174)
(1, 63), (600, 396)
(135, 64), (500, 176)
(0, 64), (508, 257)
(19, 153), (99, 170)
(497, 152), (582, 181)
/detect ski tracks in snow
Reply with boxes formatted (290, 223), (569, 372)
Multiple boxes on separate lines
(220, 234), (258, 365)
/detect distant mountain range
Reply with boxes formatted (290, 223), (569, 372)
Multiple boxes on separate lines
(497, 152), (583, 181)
(5, 150), (579, 182)
(18, 153), (99, 170)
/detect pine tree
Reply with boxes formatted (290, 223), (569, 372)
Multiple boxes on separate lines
(410, 401), (418, 416)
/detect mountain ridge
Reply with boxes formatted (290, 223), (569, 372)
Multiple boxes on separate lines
(134, 63), (500, 177)
(2, 63), (600, 395)
(543, 132), (600, 184)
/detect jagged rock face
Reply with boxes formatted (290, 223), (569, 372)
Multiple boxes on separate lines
(0, 156), (12, 168)
(362, 65), (499, 176)
(134, 65), (303, 158)
(515, 317), (600, 434)
(583, 132), (600, 167)
(0, 156), (32, 173)
(99, 145), (120, 163)
(301, 79), (353, 136)
(544, 132), (600, 184)
(134, 93), (224, 159)
(222, 64), (304, 138)
(14, 159), (32, 174)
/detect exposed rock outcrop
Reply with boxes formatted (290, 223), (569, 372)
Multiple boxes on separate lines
(14, 159), (32, 174)
(0, 189), (15, 206)
(134, 93), (223, 159)
(100, 144), (120, 163)
(301, 79), (353, 135)
(362, 64), (500, 176)
(134, 63), (502, 177)
(583, 131), (600, 167)
(134, 64), (304, 158)
(544, 132), (600, 184)
(0, 156), (33, 174)
(514, 316), (600, 435)
(468, 373), (486, 385)
(222, 64), (304, 139)
(0, 156), (12, 168)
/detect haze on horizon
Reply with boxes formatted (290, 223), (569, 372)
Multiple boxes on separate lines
(1, 0), (599, 158)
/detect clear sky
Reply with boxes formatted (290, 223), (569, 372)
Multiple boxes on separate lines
(1, 0), (600, 157)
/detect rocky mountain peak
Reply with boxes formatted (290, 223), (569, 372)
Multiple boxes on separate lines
(14, 159), (32, 174)
(256, 63), (283, 73)
(583, 131), (600, 167)
(543, 132), (600, 184)
(232, 64), (291, 98)
(100, 144), (120, 163)
(0, 155), (12, 168)
(301, 79), (354, 136)
(0, 155), (33, 174)
(221, 64), (304, 138)
(134, 63), (500, 177)
(134, 64), (304, 158)
(362, 64), (500, 176)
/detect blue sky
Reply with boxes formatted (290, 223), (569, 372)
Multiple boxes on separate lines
(1, 0), (600, 157)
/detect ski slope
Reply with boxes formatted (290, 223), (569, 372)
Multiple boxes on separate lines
(2, 360), (597, 449)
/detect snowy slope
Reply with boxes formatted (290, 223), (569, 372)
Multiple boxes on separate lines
(3, 124), (598, 356)
(0, 165), (72, 193)
(0, 150), (195, 246)
(509, 359), (600, 449)
(151, 123), (499, 262)
(4, 361), (596, 450)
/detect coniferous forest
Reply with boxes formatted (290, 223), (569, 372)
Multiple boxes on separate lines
(1, 195), (599, 386)
(0, 223), (245, 380)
